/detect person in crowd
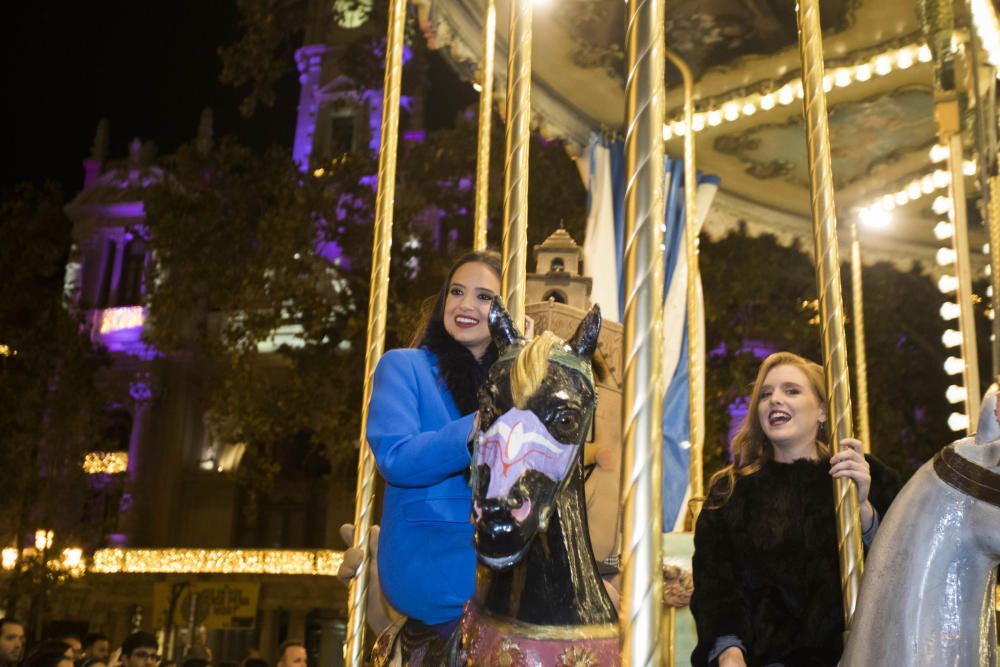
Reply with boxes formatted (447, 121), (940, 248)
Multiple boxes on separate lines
(690, 351), (900, 667)
(119, 632), (158, 667)
(29, 644), (70, 661)
(0, 619), (24, 667)
(274, 642), (304, 667)
(76, 657), (106, 667)
(367, 250), (533, 637)
(81, 635), (109, 663)
(23, 651), (71, 667)
(242, 658), (266, 667)
(56, 638), (80, 663)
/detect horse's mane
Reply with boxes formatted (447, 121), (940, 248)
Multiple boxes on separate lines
(510, 331), (561, 408)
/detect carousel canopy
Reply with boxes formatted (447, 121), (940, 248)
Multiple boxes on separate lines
(418, 0), (994, 268)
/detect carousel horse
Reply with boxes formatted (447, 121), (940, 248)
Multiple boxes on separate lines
(840, 385), (1000, 667)
(371, 299), (619, 666)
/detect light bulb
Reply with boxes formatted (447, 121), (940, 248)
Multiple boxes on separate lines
(874, 55), (893, 76)
(723, 103), (740, 121)
(937, 275), (958, 293)
(760, 94), (775, 110)
(945, 384), (967, 404)
(917, 44), (933, 62)
(944, 355), (965, 375)
(937, 248), (955, 266)
(939, 301), (960, 319)
(692, 114), (705, 131)
(855, 64), (872, 82)
(929, 144), (949, 163)
(941, 328), (962, 347)
(933, 221), (955, 240)
(932, 196), (952, 215)
(948, 412), (969, 432)
(859, 207), (891, 229)
(707, 110), (722, 126)
(896, 48), (914, 69)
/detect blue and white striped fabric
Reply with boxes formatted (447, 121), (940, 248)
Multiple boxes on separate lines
(582, 134), (720, 529)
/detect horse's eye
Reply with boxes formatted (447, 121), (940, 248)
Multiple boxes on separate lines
(553, 410), (580, 434)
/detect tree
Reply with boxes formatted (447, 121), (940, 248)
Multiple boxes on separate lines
(0, 182), (109, 631)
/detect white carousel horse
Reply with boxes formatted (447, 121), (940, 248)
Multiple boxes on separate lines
(841, 385), (1000, 666)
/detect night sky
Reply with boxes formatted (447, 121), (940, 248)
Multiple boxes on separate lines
(3, 2), (476, 197)
(0, 4), (315, 195)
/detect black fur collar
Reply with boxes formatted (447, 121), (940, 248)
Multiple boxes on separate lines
(420, 319), (497, 414)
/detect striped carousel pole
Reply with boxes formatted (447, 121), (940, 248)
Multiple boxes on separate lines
(849, 221), (872, 453)
(795, 0), (866, 630)
(499, 0), (533, 325)
(473, 0), (497, 252)
(343, 0), (408, 662)
(620, 0), (666, 659)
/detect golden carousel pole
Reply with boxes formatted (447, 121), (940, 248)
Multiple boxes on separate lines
(473, 0), (497, 251)
(620, 0), (666, 659)
(664, 48), (704, 525)
(849, 221), (872, 453)
(795, 0), (865, 631)
(344, 0), (407, 662)
(499, 0), (532, 325)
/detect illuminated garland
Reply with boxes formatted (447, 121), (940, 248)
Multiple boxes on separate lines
(663, 43), (932, 139)
(91, 548), (345, 576)
(82, 452), (129, 475)
(99, 306), (145, 334)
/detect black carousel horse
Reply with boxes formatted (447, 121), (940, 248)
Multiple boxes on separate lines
(372, 299), (619, 666)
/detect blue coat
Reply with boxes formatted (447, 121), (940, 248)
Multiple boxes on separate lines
(366, 348), (477, 624)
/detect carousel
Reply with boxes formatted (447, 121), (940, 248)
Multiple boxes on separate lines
(338, 0), (1000, 663)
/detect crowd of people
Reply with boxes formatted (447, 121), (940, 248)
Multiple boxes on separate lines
(0, 619), (305, 667)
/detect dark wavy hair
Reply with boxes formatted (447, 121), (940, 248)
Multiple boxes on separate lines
(410, 251), (502, 414)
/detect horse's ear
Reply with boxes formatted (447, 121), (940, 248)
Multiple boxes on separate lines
(568, 304), (601, 359)
(488, 296), (523, 352)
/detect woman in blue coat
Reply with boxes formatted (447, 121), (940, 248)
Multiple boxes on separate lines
(366, 250), (506, 634)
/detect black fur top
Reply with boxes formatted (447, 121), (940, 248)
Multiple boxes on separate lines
(690, 456), (900, 667)
(419, 319), (498, 415)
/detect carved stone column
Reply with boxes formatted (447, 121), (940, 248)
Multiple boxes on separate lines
(116, 376), (153, 543)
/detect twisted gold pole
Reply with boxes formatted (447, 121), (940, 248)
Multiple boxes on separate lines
(473, 0), (496, 251)
(344, 0), (407, 662)
(620, 0), (666, 658)
(989, 173), (1000, 374)
(945, 130), (982, 428)
(499, 0), (532, 327)
(663, 606), (676, 667)
(849, 221), (871, 453)
(795, 0), (865, 631)
(664, 48), (703, 520)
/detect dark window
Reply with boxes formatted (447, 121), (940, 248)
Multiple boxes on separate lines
(97, 239), (117, 308)
(550, 257), (565, 272)
(329, 114), (355, 155)
(104, 409), (133, 452)
(117, 239), (146, 306)
(543, 290), (567, 304)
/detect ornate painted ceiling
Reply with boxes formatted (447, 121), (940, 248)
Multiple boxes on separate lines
(417, 0), (989, 267)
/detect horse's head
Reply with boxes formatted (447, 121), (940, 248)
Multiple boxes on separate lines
(470, 298), (601, 569)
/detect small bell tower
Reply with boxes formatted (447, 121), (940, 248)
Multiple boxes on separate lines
(526, 226), (593, 308)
